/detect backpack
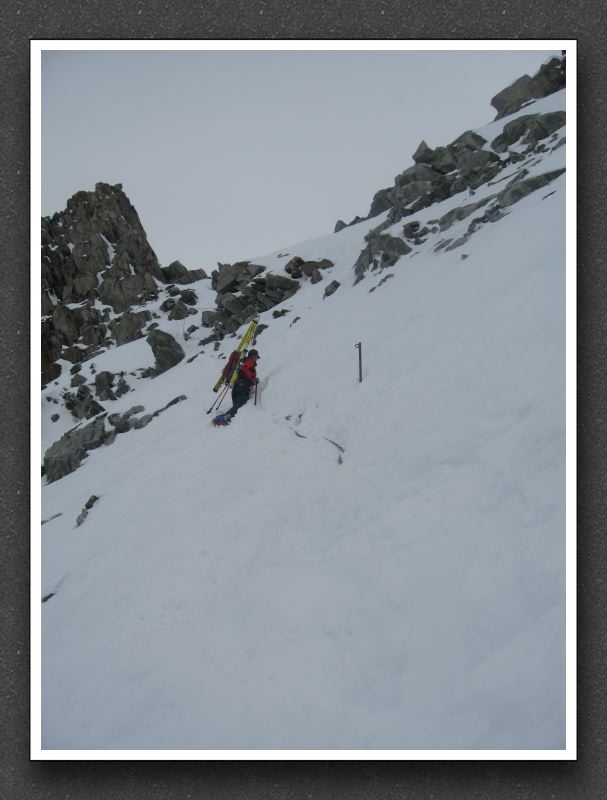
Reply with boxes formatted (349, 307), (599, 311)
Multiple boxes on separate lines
(222, 350), (241, 383)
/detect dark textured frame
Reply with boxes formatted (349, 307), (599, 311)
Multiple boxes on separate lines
(3, 2), (603, 797)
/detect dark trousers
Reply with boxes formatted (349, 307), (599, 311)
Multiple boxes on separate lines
(226, 378), (252, 417)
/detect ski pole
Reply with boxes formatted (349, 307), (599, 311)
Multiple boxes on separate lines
(254, 380), (258, 405)
(206, 382), (230, 414)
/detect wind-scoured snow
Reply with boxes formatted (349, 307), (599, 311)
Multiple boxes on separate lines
(39, 92), (567, 751)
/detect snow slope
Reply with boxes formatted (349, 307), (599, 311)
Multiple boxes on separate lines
(39, 92), (567, 752)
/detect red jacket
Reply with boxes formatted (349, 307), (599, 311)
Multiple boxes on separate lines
(239, 356), (257, 383)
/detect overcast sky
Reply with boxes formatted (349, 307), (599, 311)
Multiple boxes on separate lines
(41, 47), (557, 271)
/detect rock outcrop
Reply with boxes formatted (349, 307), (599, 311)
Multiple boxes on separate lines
(490, 55), (566, 120)
(145, 329), (185, 375)
(348, 53), (566, 281)
(41, 182), (208, 387)
(201, 260), (301, 337)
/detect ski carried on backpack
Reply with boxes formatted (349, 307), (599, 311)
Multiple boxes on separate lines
(211, 316), (259, 393)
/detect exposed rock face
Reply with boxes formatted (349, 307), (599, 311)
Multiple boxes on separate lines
(42, 182), (163, 310)
(41, 182), (167, 385)
(44, 415), (114, 483)
(44, 395), (189, 483)
(490, 111), (567, 153)
(146, 329), (185, 374)
(490, 56), (566, 119)
(354, 232), (412, 282)
(108, 309), (152, 345)
(201, 260), (301, 337)
(349, 54), (566, 280)
(62, 385), (105, 420)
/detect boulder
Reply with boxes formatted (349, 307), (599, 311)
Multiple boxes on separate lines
(146, 329), (185, 374)
(161, 260), (207, 284)
(109, 310), (151, 345)
(323, 280), (341, 299)
(412, 140), (435, 164)
(94, 371), (116, 401)
(63, 384), (105, 419)
(168, 300), (190, 320)
(284, 256), (305, 274)
(179, 289), (198, 305)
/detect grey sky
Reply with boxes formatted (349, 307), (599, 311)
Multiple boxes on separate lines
(41, 48), (557, 271)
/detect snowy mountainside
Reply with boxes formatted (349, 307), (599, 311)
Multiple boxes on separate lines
(40, 80), (567, 749)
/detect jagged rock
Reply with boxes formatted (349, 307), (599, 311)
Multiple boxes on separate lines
(354, 233), (412, 282)
(369, 187), (394, 218)
(491, 56), (565, 119)
(81, 324), (106, 347)
(301, 262), (319, 278)
(76, 494), (100, 527)
(62, 345), (90, 365)
(146, 329), (185, 374)
(402, 221), (430, 242)
(43, 415), (113, 483)
(42, 182), (163, 311)
(212, 261), (265, 293)
(161, 260), (207, 284)
(160, 298), (176, 312)
(266, 274), (299, 294)
(334, 215), (366, 232)
(98, 270), (159, 313)
(63, 384), (105, 419)
(108, 405), (144, 433)
(179, 289), (198, 305)
(201, 310), (221, 327)
(94, 371), (116, 401)
(272, 309), (289, 318)
(396, 162), (444, 187)
(133, 414), (154, 429)
(437, 196), (496, 232)
(412, 140), (436, 164)
(323, 281), (341, 299)
(70, 374), (87, 388)
(168, 300), (190, 321)
(115, 377), (130, 397)
(109, 310), (152, 345)
(285, 256), (305, 274)
(51, 305), (79, 347)
(498, 168), (566, 207)
(490, 111), (567, 153)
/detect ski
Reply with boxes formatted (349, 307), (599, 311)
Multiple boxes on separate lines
(211, 316), (259, 392)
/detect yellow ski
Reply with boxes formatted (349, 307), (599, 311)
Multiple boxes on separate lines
(212, 316), (259, 392)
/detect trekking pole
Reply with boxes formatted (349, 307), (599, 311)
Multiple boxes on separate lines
(206, 382), (230, 414)
(355, 342), (362, 382)
(254, 379), (258, 406)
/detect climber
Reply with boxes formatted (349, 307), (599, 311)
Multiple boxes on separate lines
(214, 349), (260, 425)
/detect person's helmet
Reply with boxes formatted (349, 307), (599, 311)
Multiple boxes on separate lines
(248, 349), (260, 359)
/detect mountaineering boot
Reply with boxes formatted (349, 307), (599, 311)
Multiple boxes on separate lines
(212, 413), (232, 426)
